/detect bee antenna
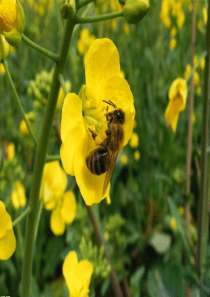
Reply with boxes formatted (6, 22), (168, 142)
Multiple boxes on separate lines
(103, 100), (117, 109)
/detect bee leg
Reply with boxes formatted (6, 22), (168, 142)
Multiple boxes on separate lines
(106, 120), (112, 136)
(88, 128), (97, 140)
(105, 105), (109, 121)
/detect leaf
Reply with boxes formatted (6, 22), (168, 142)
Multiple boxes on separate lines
(130, 266), (145, 297)
(149, 232), (172, 254)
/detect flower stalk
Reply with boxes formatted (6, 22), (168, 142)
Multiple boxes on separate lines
(75, 10), (123, 23)
(20, 16), (75, 297)
(197, 0), (210, 284)
(12, 206), (31, 228)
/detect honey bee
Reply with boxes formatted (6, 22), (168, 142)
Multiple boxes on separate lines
(86, 100), (125, 196)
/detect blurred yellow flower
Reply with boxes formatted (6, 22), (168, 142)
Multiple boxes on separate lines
(165, 78), (188, 132)
(124, 23), (130, 35)
(0, 200), (16, 260)
(134, 150), (140, 161)
(196, 85), (201, 96)
(130, 132), (139, 148)
(193, 55), (198, 66)
(0, 35), (9, 61)
(178, 206), (184, 215)
(169, 37), (177, 51)
(203, 6), (207, 24)
(200, 58), (205, 70)
(177, 10), (185, 29)
(77, 28), (96, 56)
(11, 180), (27, 209)
(184, 64), (191, 79)
(120, 154), (128, 165)
(19, 112), (35, 135)
(63, 251), (93, 297)
(193, 71), (200, 86)
(60, 39), (135, 205)
(0, 62), (5, 74)
(170, 26), (177, 37)
(50, 191), (77, 236)
(170, 217), (177, 231)
(6, 142), (15, 160)
(0, 0), (18, 32)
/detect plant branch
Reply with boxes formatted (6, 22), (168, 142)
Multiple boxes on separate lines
(12, 207), (31, 228)
(20, 17), (75, 297)
(3, 60), (38, 146)
(78, 0), (94, 9)
(22, 34), (59, 62)
(87, 206), (124, 297)
(75, 10), (123, 23)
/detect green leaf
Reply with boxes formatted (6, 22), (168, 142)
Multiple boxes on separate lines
(130, 266), (145, 297)
(149, 232), (172, 254)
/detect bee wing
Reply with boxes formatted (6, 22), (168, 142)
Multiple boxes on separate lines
(102, 152), (118, 197)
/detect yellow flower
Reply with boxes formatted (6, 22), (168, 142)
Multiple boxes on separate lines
(169, 37), (177, 51)
(130, 132), (139, 148)
(193, 55), (198, 66)
(170, 217), (177, 231)
(134, 150), (140, 161)
(50, 191), (77, 236)
(196, 85), (201, 96)
(63, 251), (93, 297)
(0, 0), (18, 32)
(184, 64), (191, 79)
(41, 161), (67, 210)
(19, 112), (34, 135)
(203, 6), (207, 24)
(178, 206), (184, 215)
(165, 78), (188, 132)
(193, 71), (200, 86)
(0, 200), (16, 260)
(5, 142), (15, 160)
(0, 62), (5, 73)
(176, 9), (185, 29)
(60, 38), (135, 205)
(77, 28), (96, 56)
(0, 34), (9, 61)
(120, 154), (128, 165)
(200, 58), (205, 70)
(11, 180), (27, 209)
(170, 26), (177, 37)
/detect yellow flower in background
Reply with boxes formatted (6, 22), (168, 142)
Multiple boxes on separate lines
(169, 37), (177, 51)
(165, 78), (188, 132)
(193, 71), (200, 86)
(170, 217), (178, 231)
(193, 55), (198, 66)
(11, 180), (27, 209)
(0, 62), (5, 74)
(134, 150), (140, 161)
(170, 26), (177, 37)
(60, 39), (135, 205)
(0, 0), (18, 32)
(124, 23), (130, 35)
(184, 64), (191, 79)
(5, 142), (15, 160)
(77, 28), (96, 56)
(200, 58), (205, 70)
(178, 206), (184, 215)
(120, 154), (128, 165)
(196, 85), (201, 96)
(130, 132), (139, 148)
(63, 251), (93, 297)
(50, 191), (77, 236)
(19, 112), (35, 135)
(176, 9), (185, 29)
(160, 0), (171, 28)
(0, 35), (9, 61)
(41, 161), (67, 210)
(0, 200), (16, 260)
(203, 6), (207, 24)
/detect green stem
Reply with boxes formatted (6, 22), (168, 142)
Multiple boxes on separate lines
(75, 10), (123, 23)
(12, 207), (31, 228)
(3, 60), (38, 146)
(78, 0), (94, 9)
(34, 201), (44, 243)
(22, 34), (59, 62)
(186, 51), (207, 83)
(55, 0), (63, 34)
(197, 0), (210, 284)
(46, 154), (61, 162)
(20, 17), (75, 297)
(58, 73), (68, 95)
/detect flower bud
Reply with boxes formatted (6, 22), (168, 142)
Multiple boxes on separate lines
(3, 0), (25, 46)
(0, 0), (18, 32)
(60, 0), (76, 19)
(0, 35), (9, 61)
(123, 0), (150, 24)
(118, 0), (126, 5)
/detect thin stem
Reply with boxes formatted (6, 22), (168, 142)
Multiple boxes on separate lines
(22, 34), (59, 62)
(12, 207), (31, 228)
(55, 0), (63, 34)
(75, 10), (123, 23)
(34, 201), (43, 243)
(185, 2), (195, 295)
(46, 154), (61, 162)
(78, 0), (94, 9)
(186, 51), (207, 83)
(20, 17), (75, 297)
(197, 0), (210, 284)
(87, 206), (124, 297)
(3, 60), (38, 146)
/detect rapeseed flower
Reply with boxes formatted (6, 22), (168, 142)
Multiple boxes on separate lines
(165, 78), (187, 132)
(0, 200), (16, 260)
(40, 161), (76, 235)
(5, 142), (15, 160)
(130, 132), (139, 148)
(60, 38), (135, 205)
(134, 150), (140, 161)
(11, 180), (27, 209)
(63, 251), (93, 297)
(77, 28), (95, 56)
(169, 37), (177, 51)
(0, 0), (18, 32)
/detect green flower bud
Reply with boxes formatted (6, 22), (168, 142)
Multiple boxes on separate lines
(0, 35), (9, 61)
(4, 0), (25, 46)
(123, 0), (150, 24)
(60, 0), (76, 19)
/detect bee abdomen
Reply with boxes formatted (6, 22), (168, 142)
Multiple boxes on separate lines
(86, 148), (110, 175)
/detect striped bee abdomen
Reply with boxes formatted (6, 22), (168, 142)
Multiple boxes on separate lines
(86, 147), (110, 175)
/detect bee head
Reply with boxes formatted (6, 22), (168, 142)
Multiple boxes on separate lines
(110, 109), (125, 124)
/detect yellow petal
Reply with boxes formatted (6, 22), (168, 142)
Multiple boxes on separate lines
(0, 0), (18, 32)
(43, 161), (67, 197)
(0, 35), (9, 61)
(50, 207), (65, 235)
(165, 102), (180, 132)
(60, 93), (86, 176)
(101, 75), (135, 146)
(0, 201), (12, 238)
(85, 38), (121, 106)
(0, 229), (16, 260)
(61, 191), (77, 224)
(11, 180), (26, 209)
(169, 78), (187, 112)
